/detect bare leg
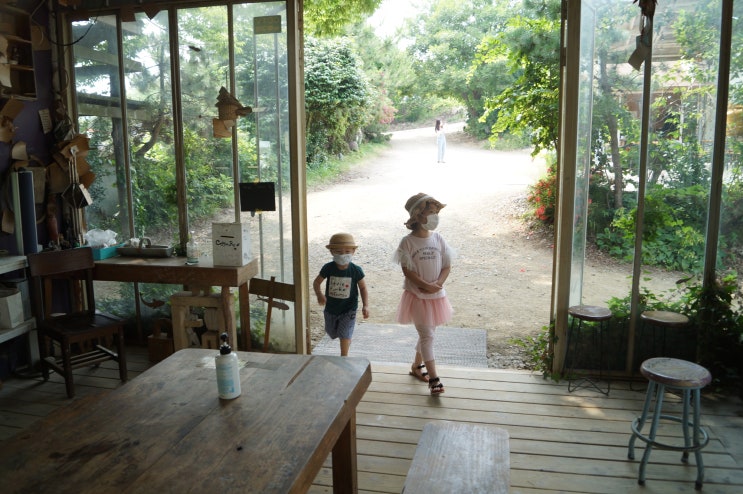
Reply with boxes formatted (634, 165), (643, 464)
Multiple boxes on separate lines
(340, 338), (351, 357)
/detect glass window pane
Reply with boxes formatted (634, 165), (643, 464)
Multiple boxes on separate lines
(73, 15), (130, 242)
(635, 1), (721, 365)
(719, 2), (742, 301)
(640, 1), (720, 300)
(233, 2), (294, 352)
(571, 0), (639, 309)
(125, 11), (176, 247)
(177, 6), (235, 248)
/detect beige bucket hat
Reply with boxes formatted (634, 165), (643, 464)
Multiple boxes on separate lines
(404, 193), (446, 228)
(326, 232), (357, 250)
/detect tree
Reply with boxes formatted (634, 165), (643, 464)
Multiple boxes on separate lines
(344, 22), (418, 135)
(305, 0), (383, 37)
(304, 37), (374, 164)
(402, 0), (515, 136)
(477, 0), (561, 155)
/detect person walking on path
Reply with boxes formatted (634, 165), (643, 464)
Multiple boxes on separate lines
(313, 233), (370, 356)
(394, 193), (454, 395)
(435, 119), (447, 163)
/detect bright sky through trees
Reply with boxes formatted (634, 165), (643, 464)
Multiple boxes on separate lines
(366, 0), (422, 37)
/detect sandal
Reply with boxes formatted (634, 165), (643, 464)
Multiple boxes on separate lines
(429, 377), (445, 395)
(409, 363), (429, 382)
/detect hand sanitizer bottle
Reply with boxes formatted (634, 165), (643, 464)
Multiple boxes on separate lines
(215, 333), (241, 399)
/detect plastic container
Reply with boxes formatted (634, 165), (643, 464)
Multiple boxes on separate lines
(215, 333), (241, 399)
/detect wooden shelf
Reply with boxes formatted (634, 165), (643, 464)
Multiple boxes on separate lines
(0, 256), (32, 345)
(0, 318), (35, 345)
(0, 256), (27, 273)
(0, 4), (37, 100)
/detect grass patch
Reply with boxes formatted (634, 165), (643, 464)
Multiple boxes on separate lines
(488, 132), (532, 151)
(306, 140), (390, 189)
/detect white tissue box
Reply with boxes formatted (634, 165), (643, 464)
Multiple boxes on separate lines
(212, 223), (251, 266)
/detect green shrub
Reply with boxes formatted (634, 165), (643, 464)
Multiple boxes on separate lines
(595, 186), (708, 272)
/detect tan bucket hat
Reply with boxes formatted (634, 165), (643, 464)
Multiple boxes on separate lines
(404, 193), (446, 227)
(326, 233), (357, 249)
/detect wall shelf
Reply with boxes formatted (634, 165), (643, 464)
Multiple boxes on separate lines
(0, 4), (37, 100)
(0, 256), (34, 342)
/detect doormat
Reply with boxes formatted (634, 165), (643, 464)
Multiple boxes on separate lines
(311, 323), (487, 368)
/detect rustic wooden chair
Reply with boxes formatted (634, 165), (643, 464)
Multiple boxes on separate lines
(27, 247), (127, 398)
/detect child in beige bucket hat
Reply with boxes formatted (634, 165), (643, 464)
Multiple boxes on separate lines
(394, 193), (453, 395)
(313, 233), (369, 356)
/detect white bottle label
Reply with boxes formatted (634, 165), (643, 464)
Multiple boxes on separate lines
(215, 354), (241, 399)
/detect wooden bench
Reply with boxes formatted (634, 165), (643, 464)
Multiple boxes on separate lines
(403, 421), (510, 494)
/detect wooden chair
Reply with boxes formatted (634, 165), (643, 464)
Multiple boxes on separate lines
(27, 247), (127, 398)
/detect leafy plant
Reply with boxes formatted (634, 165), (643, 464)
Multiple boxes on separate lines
(510, 323), (559, 381)
(679, 275), (743, 391)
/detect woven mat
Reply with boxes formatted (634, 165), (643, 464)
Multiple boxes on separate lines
(311, 323), (488, 368)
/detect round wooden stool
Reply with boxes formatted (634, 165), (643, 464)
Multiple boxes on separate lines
(564, 305), (612, 395)
(632, 310), (690, 389)
(640, 310), (690, 356)
(628, 357), (712, 490)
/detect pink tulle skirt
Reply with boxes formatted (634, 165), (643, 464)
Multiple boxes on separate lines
(395, 290), (453, 327)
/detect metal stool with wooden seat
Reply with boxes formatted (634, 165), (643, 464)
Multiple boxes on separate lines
(170, 287), (237, 351)
(564, 305), (612, 395)
(632, 310), (690, 389)
(639, 310), (690, 359)
(628, 357), (712, 490)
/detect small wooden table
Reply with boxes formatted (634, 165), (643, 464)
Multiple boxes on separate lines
(93, 256), (258, 350)
(0, 349), (372, 493)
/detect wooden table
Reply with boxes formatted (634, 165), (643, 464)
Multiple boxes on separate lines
(93, 256), (258, 350)
(0, 349), (372, 494)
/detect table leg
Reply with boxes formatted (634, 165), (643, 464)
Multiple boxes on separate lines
(171, 304), (188, 351)
(332, 413), (358, 494)
(239, 282), (251, 351)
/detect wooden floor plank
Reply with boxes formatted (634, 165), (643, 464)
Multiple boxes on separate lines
(1, 355), (741, 493)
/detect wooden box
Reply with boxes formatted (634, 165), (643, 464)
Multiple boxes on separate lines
(147, 318), (174, 363)
(147, 334), (174, 363)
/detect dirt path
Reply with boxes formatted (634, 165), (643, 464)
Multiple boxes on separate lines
(307, 125), (683, 368)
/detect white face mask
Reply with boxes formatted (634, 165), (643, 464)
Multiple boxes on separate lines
(333, 253), (353, 265)
(422, 213), (439, 231)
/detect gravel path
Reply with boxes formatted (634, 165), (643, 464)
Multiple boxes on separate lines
(307, 124), (550, 368)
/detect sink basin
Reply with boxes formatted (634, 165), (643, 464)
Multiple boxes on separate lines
(117, 245), (174, 257)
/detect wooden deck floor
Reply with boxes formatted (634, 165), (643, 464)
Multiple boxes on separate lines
(1, 347), (742, 493)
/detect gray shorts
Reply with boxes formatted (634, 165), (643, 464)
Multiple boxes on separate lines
(324, 310), (357, 340)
